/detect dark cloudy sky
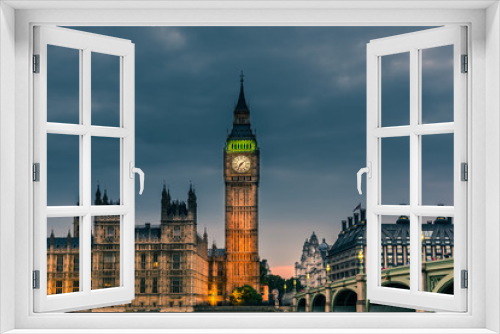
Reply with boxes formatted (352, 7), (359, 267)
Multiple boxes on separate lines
(47, 26), (454, 277)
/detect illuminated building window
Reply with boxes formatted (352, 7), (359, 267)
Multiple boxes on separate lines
(104, 278), (115, 288)
(153, 252), (158, 269)
(56, 255), (63, 272)
(140, 278), (146, 293)
(56, 281), (62, 294)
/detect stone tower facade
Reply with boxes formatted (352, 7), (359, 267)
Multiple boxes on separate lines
(224, 74), (260, 295)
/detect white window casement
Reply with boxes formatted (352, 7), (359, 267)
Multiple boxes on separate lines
(364, 26), (468, 312)
(33, 25), (138, 313)
(0, 2), (499, 334)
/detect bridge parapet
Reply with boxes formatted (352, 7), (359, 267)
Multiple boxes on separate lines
(293, 258), (454, 312)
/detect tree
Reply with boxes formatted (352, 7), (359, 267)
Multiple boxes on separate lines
(266, 274), (304, 301)
(230, 285), (263, 306)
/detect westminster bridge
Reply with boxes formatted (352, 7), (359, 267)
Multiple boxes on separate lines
(292, 258), (454, 312)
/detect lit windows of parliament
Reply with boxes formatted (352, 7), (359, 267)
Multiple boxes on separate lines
(46, 76), (261, 311)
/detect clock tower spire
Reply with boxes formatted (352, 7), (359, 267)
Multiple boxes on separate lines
(224, 72), (260, 296)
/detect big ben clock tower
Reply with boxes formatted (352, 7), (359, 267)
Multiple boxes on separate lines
(224, 73), (260, 296)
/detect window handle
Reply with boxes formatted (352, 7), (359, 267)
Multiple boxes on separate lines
(357, 162), (371, 195)
(129, 162), (145, 195)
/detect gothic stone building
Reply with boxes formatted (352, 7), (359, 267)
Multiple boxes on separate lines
(294, 232), (330, 289)
(46, 76), (261, 311)
(326, 209), (454, 284)
(294, 208), (454, 290)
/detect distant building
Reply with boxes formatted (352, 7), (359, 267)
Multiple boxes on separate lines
(46, 229), (79, 295)
(294, 209), (454, 287)
(294, 232), (330, 289)
(326, 209), (454, 283)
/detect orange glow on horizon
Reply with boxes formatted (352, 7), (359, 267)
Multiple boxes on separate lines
(270, 265), (294, 279)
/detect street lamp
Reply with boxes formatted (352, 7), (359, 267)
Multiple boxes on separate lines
(326, 264), (330, 283)
(357, 249), (364, 274)
(306, 273), (310, 289)
(293, 278), (296, 293)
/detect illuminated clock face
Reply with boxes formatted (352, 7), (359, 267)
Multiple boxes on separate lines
(232, 155), (251, 173)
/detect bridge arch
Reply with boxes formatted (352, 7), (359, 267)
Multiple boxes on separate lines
(311, 293), (326, 312)
(381, 280), (410, 290)
(332, 288), (357, 312)
(433, 274), (454, 295)
(296, 298), (307, 312)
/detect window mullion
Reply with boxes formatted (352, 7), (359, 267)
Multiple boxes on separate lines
(409, 47), (420, 294)
(81, 48), (91, 293)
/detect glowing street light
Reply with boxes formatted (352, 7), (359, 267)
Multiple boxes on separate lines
(357, 249), (364, 274)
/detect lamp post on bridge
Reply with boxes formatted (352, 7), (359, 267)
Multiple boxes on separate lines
(357, 249), (364, 275)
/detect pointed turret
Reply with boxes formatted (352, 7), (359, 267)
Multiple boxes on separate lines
(95, 184), (102, 205)
(188, 183), (197, 221)
(232, 71), (252, 126)
(102, 189), (109, 205)
(226, 72), (257, 153)
(67, 229), (72, 246)
(50, 229), (55, 247)
(203, 226), (208, 242)
(235, 71), (249, 114)
(161, 183), (171, 221)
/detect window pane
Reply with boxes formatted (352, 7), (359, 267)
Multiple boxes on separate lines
(421, 134), (454, 206)
(380, 215), (410, 290)
(92, 52), (120, 127)
(91, 215), (121, 290)
(47, 134), (79, 206)
(421, 45), (454, 124)
(47, 45), (80, 124)
(47, 217), (80, 295)
(91, 137), (120, 205)
(381, 137), (410, 205)
(381, 52), (410, 127)
(420, 216), (454, 294)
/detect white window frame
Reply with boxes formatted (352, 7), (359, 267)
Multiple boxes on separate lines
(365, 26), (467, 312)
(0, 2), (499, 333)
(33, 25), (136, 313)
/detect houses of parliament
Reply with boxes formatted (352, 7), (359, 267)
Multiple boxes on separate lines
(46, 77), (262, 312)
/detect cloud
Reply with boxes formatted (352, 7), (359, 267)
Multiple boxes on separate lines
(153, 27), (187, 50)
